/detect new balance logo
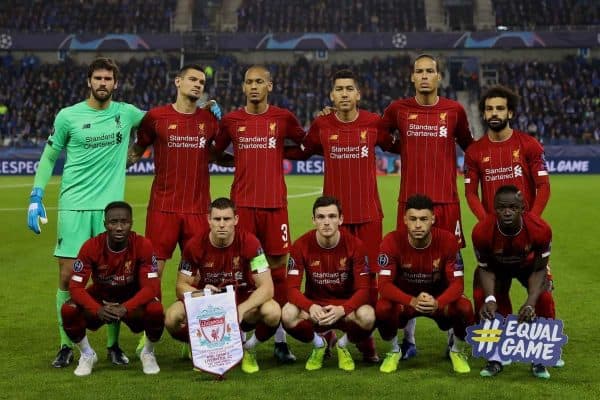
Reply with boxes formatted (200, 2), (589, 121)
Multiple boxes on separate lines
(268, 137), (277, 149)
(439, 126), (448, 138)
(82, 123), (91, 129)
(199, 137), (207, 148)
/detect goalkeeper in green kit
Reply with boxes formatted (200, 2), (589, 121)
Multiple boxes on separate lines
(27, 58), (145, 368)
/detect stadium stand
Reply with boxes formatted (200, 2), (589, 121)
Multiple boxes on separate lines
(492, 0), (599, 30)
(0, 56), (176, 147)
(0, 0), (177, 33)
(2, 53), (596, 147)
(235, 0), (427, 33)
(490, 56), (599, 144)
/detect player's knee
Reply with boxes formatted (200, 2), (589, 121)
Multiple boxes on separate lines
(354, 305), (376, 330)
(164, 302), (185, 331)
(60, 301), (79, 321)
(260, 299), (281, 327)
(146, 300), (164, 320)
(281, 302), (301, 328)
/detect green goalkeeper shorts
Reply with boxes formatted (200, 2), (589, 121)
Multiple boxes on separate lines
(54, 210), (105, 258)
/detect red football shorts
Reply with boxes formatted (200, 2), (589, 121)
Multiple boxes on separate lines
(145, 210), (209, 259)
(397, 202), (465, 248)
(236, 207), (290, 255)
(342, 220), (382, 270)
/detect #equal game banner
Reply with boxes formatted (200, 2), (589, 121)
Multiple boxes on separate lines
(183, 286), (243, 377)
(466, 315), (568, 366)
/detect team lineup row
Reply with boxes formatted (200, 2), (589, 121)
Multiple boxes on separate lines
(26, 54), (558, 379)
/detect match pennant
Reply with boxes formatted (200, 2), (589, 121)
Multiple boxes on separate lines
(183, 286), (243, 378)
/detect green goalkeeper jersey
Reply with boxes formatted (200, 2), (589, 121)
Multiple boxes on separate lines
(48, 100), (145, 210)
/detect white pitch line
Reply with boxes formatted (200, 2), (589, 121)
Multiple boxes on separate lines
(0, 188), (323, 211)
(0, 181), (60, 189)
(0, 203), (149, 212)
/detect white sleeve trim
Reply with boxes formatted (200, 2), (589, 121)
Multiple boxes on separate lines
(147, 272), (158, 278)
(464, 178), (471, 183)
(380, 270), (391, 276)
(453, 271), (464, 277)
(477, 262), (488, 267)
(288, 270), (299, 276)
(180, 269), (193, 276)
(538, 171), (548, 176)
(541, 251), (551, 258)
(71, 275), (83, 282)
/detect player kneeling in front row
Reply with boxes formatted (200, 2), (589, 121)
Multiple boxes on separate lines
(282, 196), (375, 371)
(376, 194), (474, 374)
(61, 201), (164, 376)
(164, 197), (280, 374)
(473, 185), (557, 379)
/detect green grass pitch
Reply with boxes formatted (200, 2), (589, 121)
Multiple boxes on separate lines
(1, 174), (599, 399)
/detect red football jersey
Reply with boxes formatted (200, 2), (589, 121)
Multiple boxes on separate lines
(303, 111), (393, 223)
(472, 213), (552, 276)
(135, 105), (218, 214)
(178, 229), (267, 302)
(287, 230), (370, 314)
(215, 106), (305, 208)
(69, 232), (160, 315)
(464, 130), (550, 220)
(377, 227), (463, 309)
(382, 97), (472, 203)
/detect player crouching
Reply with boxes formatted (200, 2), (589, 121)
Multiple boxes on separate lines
(376, 195), (474, 374)
(61, 202), (164, 376)
(164, 197), (280, 373)
(282, 196), (375, 371)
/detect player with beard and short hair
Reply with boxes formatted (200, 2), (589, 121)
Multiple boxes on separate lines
(164, 197), (280, 374)
(27, 58), (145, 368)
(381, 54), (473, 361)
(473, 185), (557, 379)
(214, 65), (306, 363)
(464, 85), (550, 221)
(61, 202), (164, 376)
(376, 195), (474, 374)
(464, 86), (557, 359)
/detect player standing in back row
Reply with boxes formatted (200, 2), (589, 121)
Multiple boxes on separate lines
(214, 65), (306, 362)
(381, 54), (473, 360)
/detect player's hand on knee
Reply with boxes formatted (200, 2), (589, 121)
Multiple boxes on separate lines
(517, 304), (535, 323)
(480, 301), (497, 320)
(27, 187), (48, 234)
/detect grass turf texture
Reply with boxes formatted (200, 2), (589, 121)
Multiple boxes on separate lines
(1, 174), (599, 399)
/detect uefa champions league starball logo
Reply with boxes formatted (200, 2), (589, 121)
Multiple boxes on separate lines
(392, 33), (407, 48)
(0, 34), (13, 49)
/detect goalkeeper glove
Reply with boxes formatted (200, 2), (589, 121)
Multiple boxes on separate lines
(206, 100), (222, 121)
(27, 187), (48, 234)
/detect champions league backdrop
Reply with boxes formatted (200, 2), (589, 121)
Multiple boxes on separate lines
(0, 30), (597, 51)
(1, 146), (600, 175)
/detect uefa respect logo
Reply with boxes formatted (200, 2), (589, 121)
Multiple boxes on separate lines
(466, 315), (568, 366)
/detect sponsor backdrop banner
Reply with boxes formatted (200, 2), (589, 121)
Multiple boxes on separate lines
(2, 155), (600, 175)
(0, 31), (597, 51)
